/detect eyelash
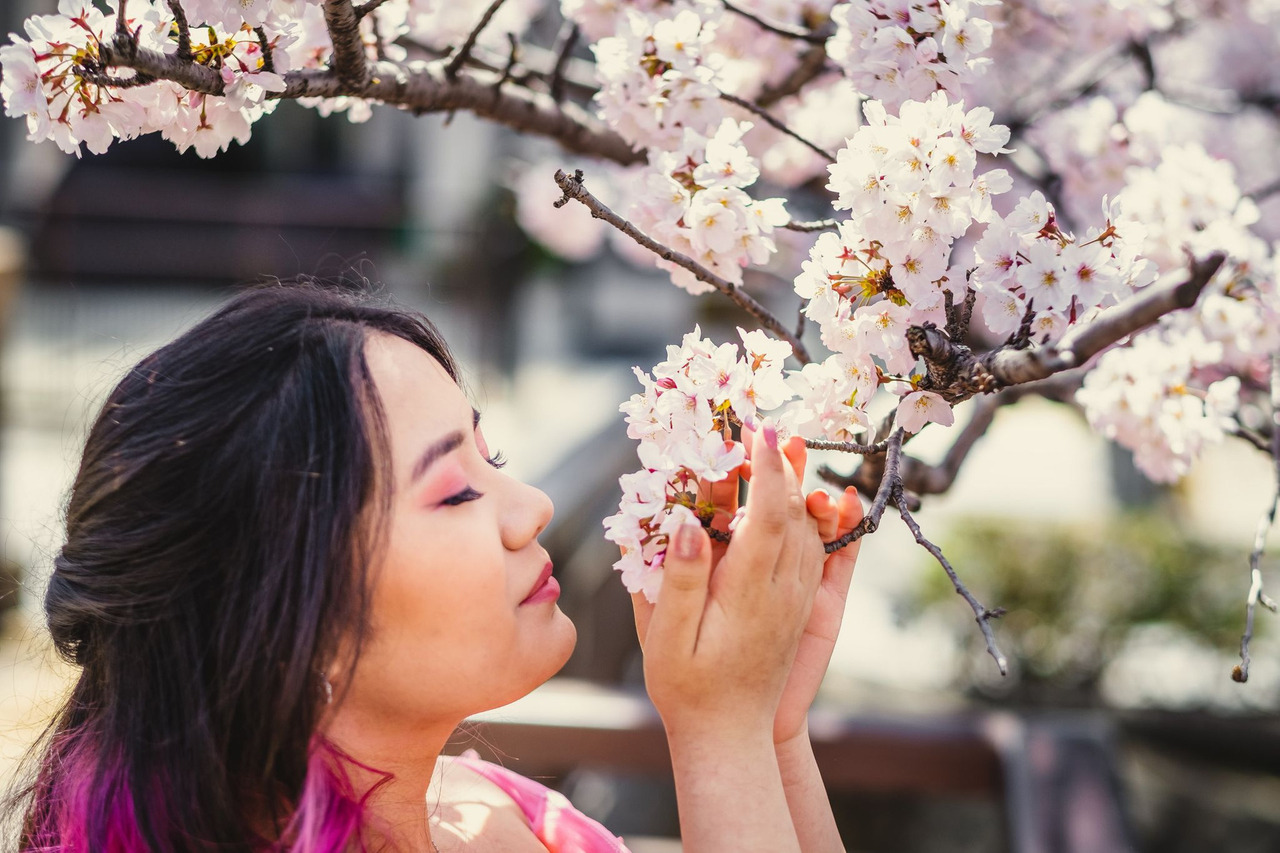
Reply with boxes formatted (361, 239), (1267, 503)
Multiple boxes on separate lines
(441, 487), (482, 507)
(439, 449), (507, 506)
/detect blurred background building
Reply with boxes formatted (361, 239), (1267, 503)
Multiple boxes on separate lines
(1, 2), (1279, 849)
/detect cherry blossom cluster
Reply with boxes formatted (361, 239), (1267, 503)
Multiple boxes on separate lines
(826, 0), (998, 109)
(969, 193), (1158, 341)
(785, 94), (1011, 435)
(622, 118), (790, 294)
(1, 0), (291, 158)
(587, 1), (726, 151)
(605, 326), (793, 600)
(1077, 331), (1245, 483)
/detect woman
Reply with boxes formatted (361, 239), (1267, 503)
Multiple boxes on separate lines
(8, 282), (863, 852)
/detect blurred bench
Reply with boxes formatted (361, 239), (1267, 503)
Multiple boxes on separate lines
(457, 678), (1136, 853)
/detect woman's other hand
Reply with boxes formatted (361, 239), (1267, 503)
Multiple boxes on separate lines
(631, 425), (825, 744)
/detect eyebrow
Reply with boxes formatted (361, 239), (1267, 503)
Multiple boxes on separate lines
(409, 409), (482, 484)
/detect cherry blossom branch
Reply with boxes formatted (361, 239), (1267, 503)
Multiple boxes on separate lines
(282, 61), (639, 162)
(552, 168), (812, 362)
(1233, 352), (1280, 683)
(908, 253), (1226, 402)
(255, 27), (275, 73)
(720, 92), (836, 162)
(804, 438), (890, 455)
(896, 491), (1009, 675)
(1247, 175), (1280, 203)
(756, 43), (829, 108)
(549, 22), (579, 103)
(352, 0), (394, 20)
(719, 0), (827, 44)
(821, 429), (904, 554)
(1227, 421), (1272, 453)
(322, 0), (371, 88)
(166, 0), (192, 61)
(97, 36), (222, 94)
(446, 0), (510, 79)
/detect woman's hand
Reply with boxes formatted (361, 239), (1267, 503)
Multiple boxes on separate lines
(630, 425), (826, 744)
(773, 483), (863, 746)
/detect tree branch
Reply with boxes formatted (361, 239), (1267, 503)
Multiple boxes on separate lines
(553, 168), (811, 362)
(96, 38), (222, 94)
(284, 62), (640, 163)
(322, 0), (370, 88)
(549, 21), (579, 104)
(821, 429), (904, 553)
(756, 43), (829, 108)
(804, 438), (890, 455)
(1233, 352), (1280, 683)
(165, 0), (192, 61)
(720, 91), (836, 162)
(446, 0), (509, 79)
(897, 493), (1009, 675)
(720, 0), (826, 44)
(908, 253), (1226, 402)
(352, 0), (393, 20)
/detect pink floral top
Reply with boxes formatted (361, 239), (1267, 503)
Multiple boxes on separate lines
(450, 751), (632, 853)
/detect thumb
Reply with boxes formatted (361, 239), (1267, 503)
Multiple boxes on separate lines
(648, 522), (712, 656)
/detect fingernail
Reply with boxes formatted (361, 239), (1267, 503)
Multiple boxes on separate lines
(672, 523), (702, 560)
(763, 424), (778, 450)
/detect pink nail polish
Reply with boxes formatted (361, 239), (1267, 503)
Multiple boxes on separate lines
(763, 424), (778, 450)
(672, 523), (702, 560)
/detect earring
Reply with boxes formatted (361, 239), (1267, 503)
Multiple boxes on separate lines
(320, 671), (333, 704)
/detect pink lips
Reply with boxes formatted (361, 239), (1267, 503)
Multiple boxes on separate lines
(520, 562), (559, 606)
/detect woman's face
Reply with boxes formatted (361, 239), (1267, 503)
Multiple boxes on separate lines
(337, 332), (576, 726)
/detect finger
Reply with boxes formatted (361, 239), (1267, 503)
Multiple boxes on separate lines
(823, 487), (864, 596)
(765, 437), (812, 586)
(781, 434), (807, 482)
(631, 591), (655, 649)
(806, 488), (838, 540)
(647, 522), (713, 654)
(721, 424), (790, 592)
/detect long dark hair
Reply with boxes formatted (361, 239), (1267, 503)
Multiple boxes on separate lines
(9, 282), (457, 851)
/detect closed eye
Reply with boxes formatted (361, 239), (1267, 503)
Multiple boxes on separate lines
(485, 450), (507, 469)
(441, 487), (483, 507)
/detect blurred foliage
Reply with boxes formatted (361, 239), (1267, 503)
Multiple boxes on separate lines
(906, 511), (1256, 705)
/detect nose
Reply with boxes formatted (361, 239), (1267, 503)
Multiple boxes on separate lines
(500, 476), (554, 551)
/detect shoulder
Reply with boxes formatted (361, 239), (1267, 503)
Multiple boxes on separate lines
(428, 754), (548, 853)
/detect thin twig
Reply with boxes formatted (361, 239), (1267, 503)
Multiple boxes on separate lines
(115, 0), (130, 37)
(553, 169), (811, 363)
(795, 300), (807, 341)
(1233, 352), (1280, 683)
(823, 429), (903, 553)
(783, 218), (839, 233)
(720, 0), (826, 44)
(1247, 175), (1280, 203)
(757, 42), (829, 108)
(1227, 420), (1272, 453)
(549, 21), (579, 104)
(353, 0), (394, 19)
(720, 91), (836, 162)
(321, 0), (370, 88)
(254, 27), (274, 73)
(446, 0), (509, 79)
(804, 438), (890, 455)
(897, 494), (1009, 675)
(491, 32), (518, 104)
(166, 0), (192, 61)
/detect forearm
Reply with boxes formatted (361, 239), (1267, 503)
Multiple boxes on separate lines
(775, 728), (845, 853)
(667, 727), (802, 853)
